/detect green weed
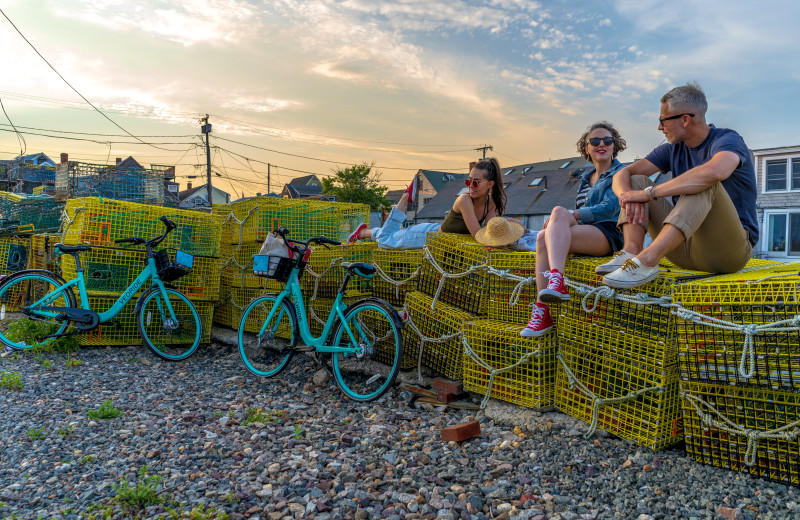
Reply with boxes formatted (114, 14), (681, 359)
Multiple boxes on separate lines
(0, 372), (23, 391)
(26, 427), (46, 441)
(293, 423), (304, 440)
(81, 454), (98, 464)
(57, 425), (76, 438)
(87, 400), (122, 420)
(5, 319), (78, 353)
(112, 466), (162, 511)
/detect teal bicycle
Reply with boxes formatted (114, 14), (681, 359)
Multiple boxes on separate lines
(0, 216), (202, 360)
(238, 227), (403, 402)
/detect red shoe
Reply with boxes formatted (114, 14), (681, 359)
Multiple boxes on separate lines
(520, 303), (553, 337)
(348, 223), (368, 243)
(404, 175), (418, 204)
(538, 269), (570, 303)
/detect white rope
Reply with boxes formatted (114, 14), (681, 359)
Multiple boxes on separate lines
(219, 207), (258, 248)
(372, 262), (421, 301)
(682, 390), (800, 466)
(462, 336), (542, 409)
(422, 246), (488, 310)
(557, 351), (665, 439)
(59, 206), (85, 242)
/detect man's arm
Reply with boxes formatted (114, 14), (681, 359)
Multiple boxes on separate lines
(612, 159), (661, 225)
(644, 151), (740, 199)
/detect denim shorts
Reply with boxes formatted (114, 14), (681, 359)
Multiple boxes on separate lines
(590, 221), (623, 253)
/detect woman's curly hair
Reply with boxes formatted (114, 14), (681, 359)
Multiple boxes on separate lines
(576, 121), (627, 161)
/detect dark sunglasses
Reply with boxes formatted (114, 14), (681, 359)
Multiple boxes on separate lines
(588, 136), (616, 147)
(465, 179), (485, 188)
(658, 113), (694, 125)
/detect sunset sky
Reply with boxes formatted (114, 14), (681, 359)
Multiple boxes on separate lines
(1, 0), (798, 197)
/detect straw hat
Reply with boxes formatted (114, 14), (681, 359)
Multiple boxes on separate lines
(475, 217), (526, 246)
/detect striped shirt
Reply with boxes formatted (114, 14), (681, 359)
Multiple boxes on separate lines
(575, 182), (591, 209)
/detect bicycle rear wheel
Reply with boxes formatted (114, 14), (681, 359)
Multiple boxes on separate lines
(238, 295), (297, 378)
(0, 270), (77, 350)
(137, 288), (201, 361)
(331, 300), (402, 402)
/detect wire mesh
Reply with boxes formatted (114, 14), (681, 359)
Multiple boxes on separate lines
(681, 380), (800, 486)
(214, 196), (307, 245)
(555, 340), (683, 450)
(417, 233), (511, 315)
(301, 243), (376, 299)
(675, 261), (800, 391)
(0, 193), (63, 235)
(28, 234), (62, 275)
(371, 248), (422, 307)
(0, 236), (31, 275)
(61, 197), (221, 257)
(75, 295), (213, 346)
(463, 319), (557, 409)
(404, 290), (476, 379)
(56, 161), (165, 205)
(59, 246), (221, 301)
(487, 250), (537, 324)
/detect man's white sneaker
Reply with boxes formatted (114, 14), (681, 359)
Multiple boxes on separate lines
(602, 258), (660, 289)
(594, 250), (635, 275)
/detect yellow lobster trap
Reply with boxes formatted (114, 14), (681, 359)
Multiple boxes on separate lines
(417, 233), (511, 316)
(61, 197), (221, 257)
(60, 247), (222, 301)
(487, 250), (537, 324)
(303, 200), (370, 244)
(28, 233), (61, 275)
(301, 243), (376, 300)
(214, 197), (306, 246)
(370, 248), (422, 307)
(0, 236), (31, 275)
(681, 380), (800, 486)
(674, 261), (799, 391)
(555, 340), (684, 450)
(403, 290), (476, 379)
(75, 296), (214, 346)
(463, 319), (557, 409)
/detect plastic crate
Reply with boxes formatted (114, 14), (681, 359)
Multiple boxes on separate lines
(681, 380), (800, 486)
(463, 319), (557, 409)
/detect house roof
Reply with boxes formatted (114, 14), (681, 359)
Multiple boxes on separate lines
(288, 174), (319, 186)
(416, 156), (605, 219)
(418, 169), (469, 193)
(385, 189), (405, 204)
(18, 153), (54, 166)
(178, 183), (231, 201)
(116, 156), (144, 170)
(284, 184), (325, 198)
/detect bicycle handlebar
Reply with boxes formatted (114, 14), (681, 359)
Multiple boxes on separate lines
(115, 217), (177, 249)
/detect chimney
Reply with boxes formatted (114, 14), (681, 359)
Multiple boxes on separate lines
(469, 161), (477, 172)
(187, 181), (192, 190)
(60, 153), (68, 164)
(256, 192), (262, 197)
(543, 177), (548, 191)
(116, 158), (122, 165)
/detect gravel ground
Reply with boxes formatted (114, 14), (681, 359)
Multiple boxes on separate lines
(0, 330), (798, 520)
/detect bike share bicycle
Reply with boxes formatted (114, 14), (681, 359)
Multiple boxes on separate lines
(0, 216), (202, 360)
(237, 227), (404, 402)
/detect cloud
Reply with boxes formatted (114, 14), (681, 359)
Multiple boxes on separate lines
(52, 0), (260, 46)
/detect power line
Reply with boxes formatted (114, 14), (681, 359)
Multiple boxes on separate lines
(0, 123), (195, 138)
(0, 98), (25, 156)
(0, 8), (186, 153)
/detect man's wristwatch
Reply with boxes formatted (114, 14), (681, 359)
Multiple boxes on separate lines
(644, 186), (657, 201)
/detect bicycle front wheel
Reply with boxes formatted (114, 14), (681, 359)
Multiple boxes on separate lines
(0, 270), (77, 351)
(331, 300), (402, 402)
(137, 288), (201, 361)
(238, 295), (297, 378)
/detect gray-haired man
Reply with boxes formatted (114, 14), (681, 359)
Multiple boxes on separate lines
(597, 82), (758, 288)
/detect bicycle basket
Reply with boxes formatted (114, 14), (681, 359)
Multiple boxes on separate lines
(253, 254), (305, 282)
(154, 249), (193, 283)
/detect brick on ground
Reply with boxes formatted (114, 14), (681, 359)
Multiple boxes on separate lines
(433, 377), (463, 395)
(441, 421), (481, 442)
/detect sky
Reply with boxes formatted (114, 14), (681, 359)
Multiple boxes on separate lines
(0, 0), (798, 197)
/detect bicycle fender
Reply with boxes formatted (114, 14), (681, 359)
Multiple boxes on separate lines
(343, 297), (404, 329)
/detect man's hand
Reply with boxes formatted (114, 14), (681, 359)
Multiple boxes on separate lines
(618, 189), (650, 206)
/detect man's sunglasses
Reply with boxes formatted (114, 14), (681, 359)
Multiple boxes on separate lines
(588, 137), (616, 147)
(465, 179), (484, 188)
(658, 113), (694, 125)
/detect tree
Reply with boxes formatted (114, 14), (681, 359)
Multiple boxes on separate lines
(321, 162), (391, 211)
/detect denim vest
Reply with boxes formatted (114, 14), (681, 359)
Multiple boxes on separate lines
(574, 159), (624, 225)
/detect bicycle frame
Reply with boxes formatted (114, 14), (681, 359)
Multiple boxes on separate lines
(27, 255), (178, 325)
(261, 265), (361, 354)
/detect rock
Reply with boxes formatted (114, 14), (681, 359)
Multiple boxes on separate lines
(313, 369), (330, 387)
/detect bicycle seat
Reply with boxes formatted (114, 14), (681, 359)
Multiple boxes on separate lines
(341, 262), (375, 278)
(55, 244), (92, 254)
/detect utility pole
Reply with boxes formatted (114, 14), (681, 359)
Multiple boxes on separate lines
(267, 163), (271, 195)
(473, 144), (493, 159)
(200, 115), (212, 206)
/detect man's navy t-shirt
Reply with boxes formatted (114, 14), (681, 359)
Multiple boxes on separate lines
(645, 125), (759, 246)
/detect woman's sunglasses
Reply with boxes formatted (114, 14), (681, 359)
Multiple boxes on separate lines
(588, 137), (616, 146)
(465, 179), (484, 188)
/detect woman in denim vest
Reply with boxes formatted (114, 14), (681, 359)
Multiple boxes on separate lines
(521, 121), (627, 337)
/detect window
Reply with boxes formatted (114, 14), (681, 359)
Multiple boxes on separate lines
(504, 169), (516, 176)
(766, 212), (800, 256)
(523, 167), (533, 173)
(763, 157), (800, 192)
(528, 177), (544, 187)
(559, 161), (572, 169)
(503, 183), (510, 189)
